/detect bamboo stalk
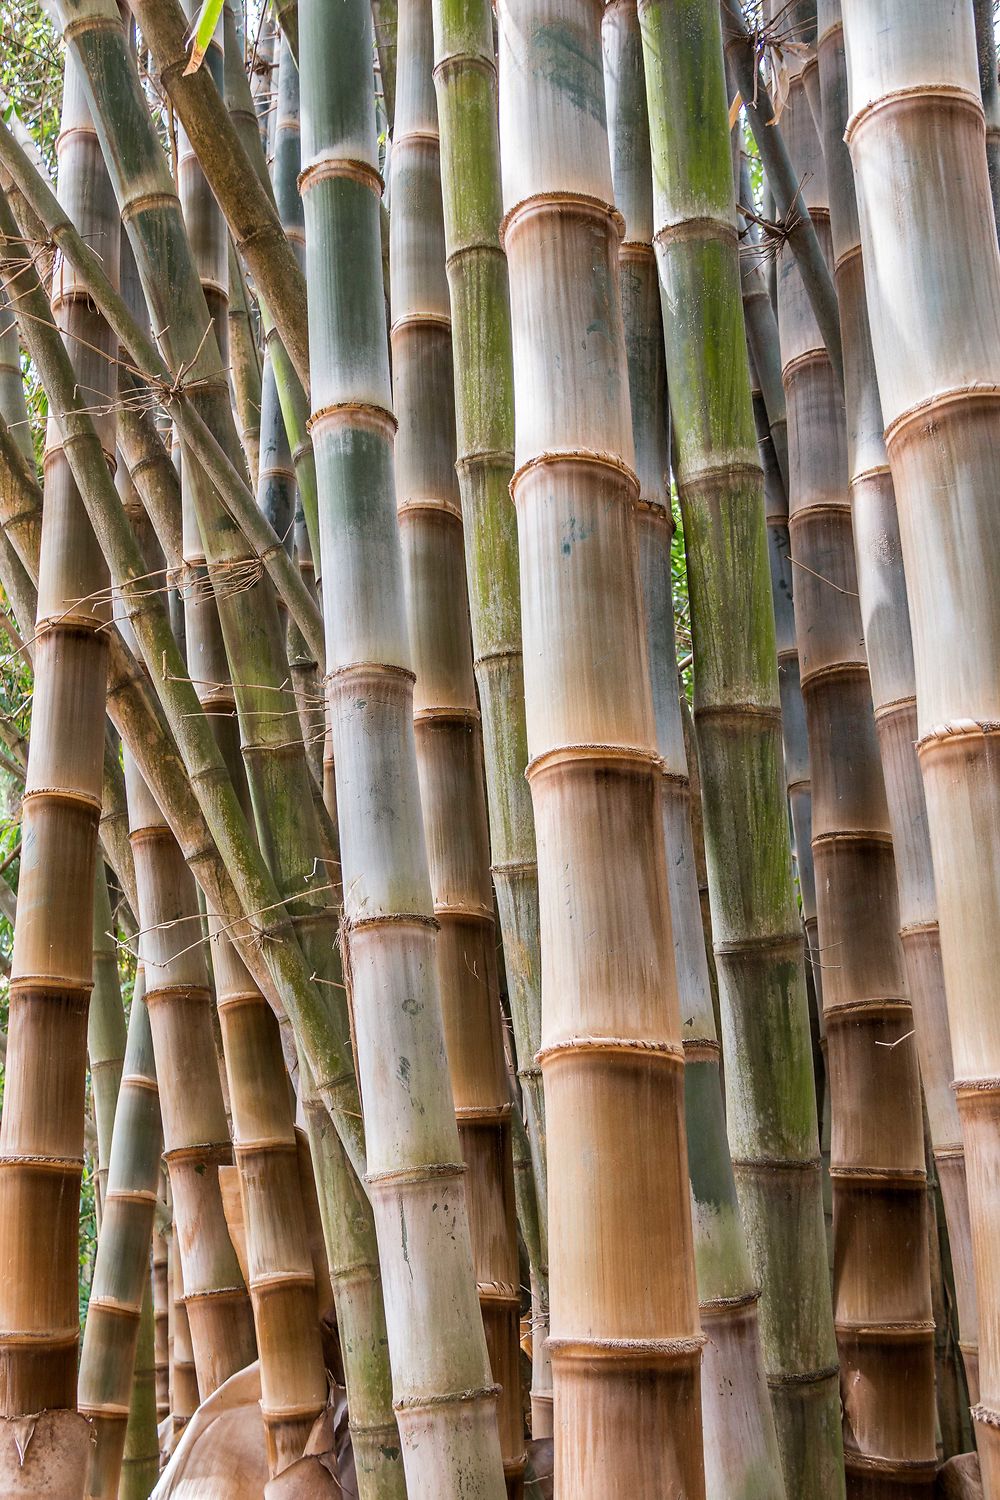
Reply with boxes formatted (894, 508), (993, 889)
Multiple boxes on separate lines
(637, 4), (844, 1494)
(974, 0), (1000, 232)
(839, 0), (1000, 1483)
(152, 1203), (170, 1427)
(0, 55), (118, 1494)
(603, 9), (786, 1495)
(299, 0), (508, 1492)
(429, 13), (550, 1435)
(391, 4), (524, 1490)
(226, 239), (262, 492)
(776, 48), (936, 1492)
(373, 0), (399, 135)
(817, 0), (979, 1410)
(496, 3), (704, 1492)
(88, 863), (128, 1217)
(119, 1279), (159, 1500)
(77, 969), (163, 1500)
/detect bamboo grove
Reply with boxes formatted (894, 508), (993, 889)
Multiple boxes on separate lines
(0, 0), (998, 1495)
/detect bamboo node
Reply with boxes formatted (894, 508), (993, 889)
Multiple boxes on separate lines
(653, 215), (739, 251)
(730, 1154), (821, 1174)
(297, 154), (384, 198)
(972, 1404), (1000, 1430)
(6, 974), (92, 1000)
(843, 1448), (938, 1478)
(845, 85), (984, 148)
(367, 1161), (467, 1190)
(394, 1383), (500, 1413)
(390, 311), (452, 338)
(398, 497), (464, 524)
(953, 1076), (1000, 1096)
(307, 399), (397, 438)
(0, 1153), (83, 1173)
(537, 1035), (684, 1067)
(500, 192), (625, 250)
(884, 382), (1000, 450)
(766, 1363), (840, 1388)
(828, 1165), (927, 1187)
(526, 741), (661, 783)
(454, 448), (514, 477)
(917, 718), (1000, 755)
(548, 1335), (705, 1366)
(682, 1039), (722, 1062)
(698, 1289), (760, 1318)
(836, 1318), (935, 1339)
(432, 50), (496, 85)
(510, 446), (639, 503)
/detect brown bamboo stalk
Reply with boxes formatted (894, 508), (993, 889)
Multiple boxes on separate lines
(88, 863), (128, 1217)
(77, 969), (162, 1500)
(120, 1279), (160, 1500)
(0, 55), (118, 1492)
(817, 0), (980, 1409)
(496, 2), (705, 1492)
(391, 3), (523, 1491)
(152, 1202), (170, 1427)
(778, 61), (936, 1492)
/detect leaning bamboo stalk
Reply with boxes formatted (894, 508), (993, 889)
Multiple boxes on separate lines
(840, 0), (1000, 1482)
(603, 8), (785, 1495)
(638, 4), (843, 1493)
(429, 4), (549, 1386)
(127, 0), (311, 396)
(0, 57), (118, 1493)
(391, 3), (523, 1490)
(496, 2), (704, 1492)
(299, 0), (508, 1493)
(776, 53), (936, 1490)
(817, 0), (979, 1406)
(77, 969), (163, 1500)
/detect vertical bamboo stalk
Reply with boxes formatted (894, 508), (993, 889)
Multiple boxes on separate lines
(777, 45), (936, 1493)
(152, 1202), (170, 1428)
(603, 9), (786, 1495)
(429, 10), (549, 1416)
(119, 1280), (159, 1500)
(0, 53), (117, 1495)
(88, 863), (128, 1217)
(637, 3), (844, 1493)
(974, 0), (1000, 231)
(496, 3), (705, 1493)
(840, 1), (1000, 1485)
(78, 971), (162, 1500)
(818, 0), (979, 1407)
(373, 0), (400, 134)
(299, 0), (508, 1493)
(391, 4), (524, 1491)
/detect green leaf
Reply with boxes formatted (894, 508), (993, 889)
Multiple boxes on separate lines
(183, 0), (224, 75)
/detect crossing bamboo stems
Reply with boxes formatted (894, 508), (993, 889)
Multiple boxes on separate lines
(636, 3), (844, 1493)
(391, 3), (523, 1490)
(496, 2), (705, 1492)
(0, 57), (118, 1494)
(817, 0), (979, 1411)
(604, 6), (785, 1494)
(777, 57), (936, 1493)
(299, 0), (508, 1492)
(429, 14), (549, 1418)
(840, 0), (1000, 1483)
(78, 970), (163, 1500)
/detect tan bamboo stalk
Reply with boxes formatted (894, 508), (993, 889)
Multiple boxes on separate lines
(300, 0), (508, 1492)
(0, 56), (118, 1492)
(496, 3), (704, 1492)
(120, 1281), (159, 1500)
(77, 969), (163, 1500)
(777, 59), (936, 1490)
(391, 4), (523, 1490)
(209, 927), (334, 1482)
(168, 1249), (198, 1437)
(817, 0), (979, 1405)
(89, 862), (128, 1217)
(429, 12), (549, 1415)
(840, 0), (1000, 1482)
(974, 0), (1000, 231)
(152, 1205), (170, 1426)
(638, 4), (842, 1491)
(226, 241), (262, 492)
(603, 7), (785, 1494)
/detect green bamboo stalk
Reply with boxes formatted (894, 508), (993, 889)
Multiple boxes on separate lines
(119, 1280), (159, 1500)
(818, 0), (979, 1413)
(271, 0), (298, 64)
(226, 239), (262, 492)
(391, 4), (524, 1489)
(299, 0), (507, 1492)
(77, 969), (163, 1500)
(637, 3), (844, 1494)
(604, 7), (786, 1495)
(429, 0), (549, 1433)
(0, 54), (119, 1493)
(497, 2), (704, 1491)
(840, 0), (1000, 1481)
(88, 864), (127, 1228)
(373, 0), (399, 134)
